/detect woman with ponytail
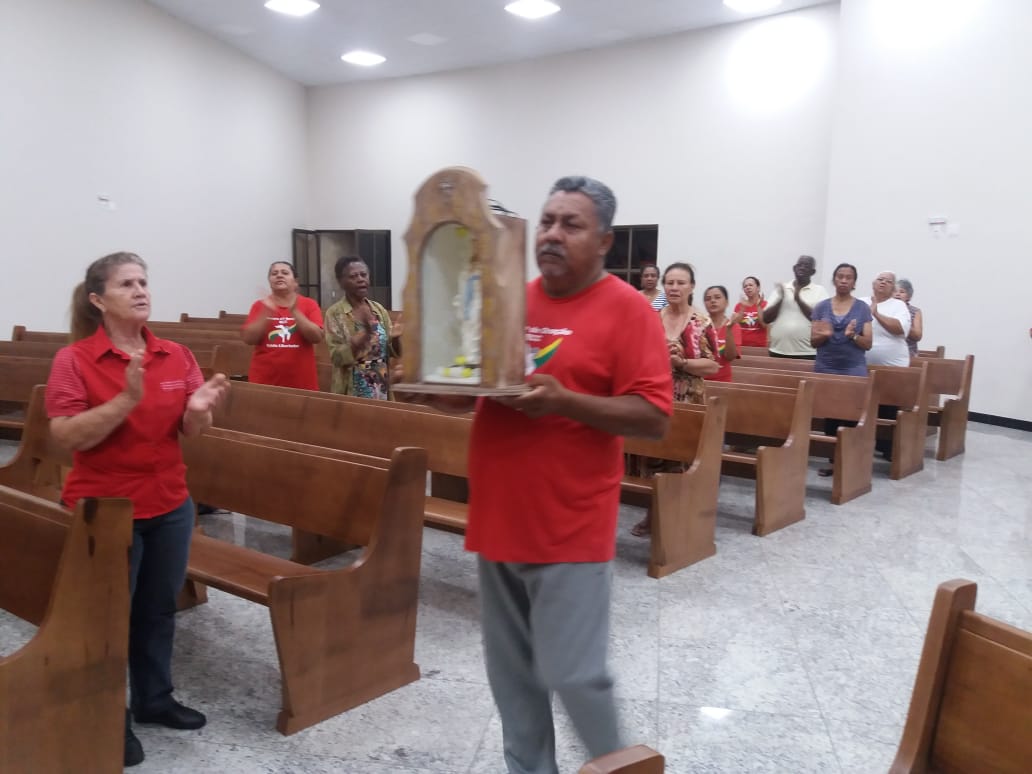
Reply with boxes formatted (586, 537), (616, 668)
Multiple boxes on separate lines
(46, 252), (230, 767)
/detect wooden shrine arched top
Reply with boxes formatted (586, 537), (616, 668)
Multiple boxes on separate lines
(397, 167), (527, 395)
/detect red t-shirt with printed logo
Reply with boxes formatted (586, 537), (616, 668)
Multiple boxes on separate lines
(45, 326), (204, 519)
(704, 323), (743, 383)
(734, 300), (767, 347)
(245, 296), (323, 391)
(465, 274), (673, 564)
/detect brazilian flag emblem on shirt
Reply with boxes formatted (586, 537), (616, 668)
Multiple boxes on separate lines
(533, 339), (563, 368)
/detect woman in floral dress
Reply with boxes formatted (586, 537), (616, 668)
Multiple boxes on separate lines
(324, 256), (399, 399)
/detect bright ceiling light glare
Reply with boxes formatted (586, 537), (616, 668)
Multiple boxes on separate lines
(871, 0), (986, 52)
(504, 1), (561, 21)
(263, 0), (320, 18)
(725, 15), (830, 115)
(723, 0), (783, 12)
(341, 50), (386, 67)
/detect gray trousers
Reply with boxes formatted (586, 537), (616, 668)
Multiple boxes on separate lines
(477, 557), (623, 774)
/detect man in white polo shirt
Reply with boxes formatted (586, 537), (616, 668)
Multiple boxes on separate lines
(859, 269), (913, 459)
(763, 255), (829, 359)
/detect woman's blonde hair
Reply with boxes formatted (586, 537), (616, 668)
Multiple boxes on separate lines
(70, 252), (147, 341)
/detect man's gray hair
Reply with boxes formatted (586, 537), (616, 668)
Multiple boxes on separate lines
(896, 277), (914, 296)
(549, 176), (617, 232)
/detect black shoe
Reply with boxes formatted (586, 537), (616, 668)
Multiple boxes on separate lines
(125, 724), (145, 767)
(134, 699), (207, 730)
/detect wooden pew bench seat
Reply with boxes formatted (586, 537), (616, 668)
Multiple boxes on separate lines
(187, 532), (321, 605)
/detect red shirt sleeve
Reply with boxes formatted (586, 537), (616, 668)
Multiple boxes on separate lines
(45, 347), (88, 417)
(610, 291), (674, 415)
(300, 295), (324, 328)
(181, 345), (204, 395)
(244, 299), (266, 328)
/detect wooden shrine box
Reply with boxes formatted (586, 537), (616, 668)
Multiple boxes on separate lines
(395, 167), (527, 396)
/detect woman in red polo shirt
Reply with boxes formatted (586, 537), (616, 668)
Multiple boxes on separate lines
(242, 261), (324, 390)
(45, 252), (229, 768)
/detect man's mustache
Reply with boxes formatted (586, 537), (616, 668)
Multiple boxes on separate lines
(538, 243), (565, 259)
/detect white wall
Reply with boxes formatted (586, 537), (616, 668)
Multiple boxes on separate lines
(0, 0), (308, 333)
(824, 0), (1032, 419)
(308, 4), (840, 308)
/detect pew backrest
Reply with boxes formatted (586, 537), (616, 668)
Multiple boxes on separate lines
(0, 356), (53, 403)
(868, 361), (929, 411)
(212, 381), (470, 477)
(181, 432), (394, 547)
(732, 366), (875, 422)
(702, 381), (812, 441)
(923, 355), (973, 400)
(736, 355), (814, 372)
(0, 341), (63, 359)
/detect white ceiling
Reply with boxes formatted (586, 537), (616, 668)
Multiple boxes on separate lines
(145, 0), (834, 86)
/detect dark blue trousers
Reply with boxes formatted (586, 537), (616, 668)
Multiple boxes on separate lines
(128, 497), (194, 714)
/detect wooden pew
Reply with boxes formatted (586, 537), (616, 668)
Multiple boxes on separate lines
(890, 579), (1032, 773)
(211, 342), (253, 378)
(702, 381), (813, 535)
(180, 431), (427, 734)
(917, 345), (945, 358)
(0, 387), (66, 501)
(0, 386), (428, 735)
(213, 381), (726, 577)
(0, 340), (62, 358)
(219, 310), (248, 323)
(735, 355), (814, 372)
(2, 327), (241, 381)
(732, 366), (879, 505)
(921, 355), (974, 461)
(732, 355), (931, 480)
(623, 397), (727, 578)
(0, 355), (52, 435)
(740, 345), (769, 357)
(179, 313), (245, 327)
(11, 326), (65, 343)
(867, 362), (931, 479)
(580, 745), (664, 774)
(12, 324), (242, 348)
(0, 488), (131, 774)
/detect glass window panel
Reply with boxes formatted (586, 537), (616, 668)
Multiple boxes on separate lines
(605, 229), (630, 270)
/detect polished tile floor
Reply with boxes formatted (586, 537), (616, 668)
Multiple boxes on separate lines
(1, 424), (1030, 773)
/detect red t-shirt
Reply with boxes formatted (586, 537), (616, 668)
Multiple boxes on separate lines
(45, 327), (204, 519)
(245, 295), (323, 391)
(465, 275), (673, 564)
(704, 323), (743, 383)
(734, 301), (767, 347)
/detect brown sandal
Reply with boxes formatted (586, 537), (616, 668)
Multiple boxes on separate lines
(630, 517), (651, 537)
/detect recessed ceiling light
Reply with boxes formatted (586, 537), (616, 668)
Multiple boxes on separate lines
(504, 1), (561, 21)
(341, 50), (387, 67)
(723, 0), (783, 12)
(408, 32), (447, 47)
(264, 0), (319, 18)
